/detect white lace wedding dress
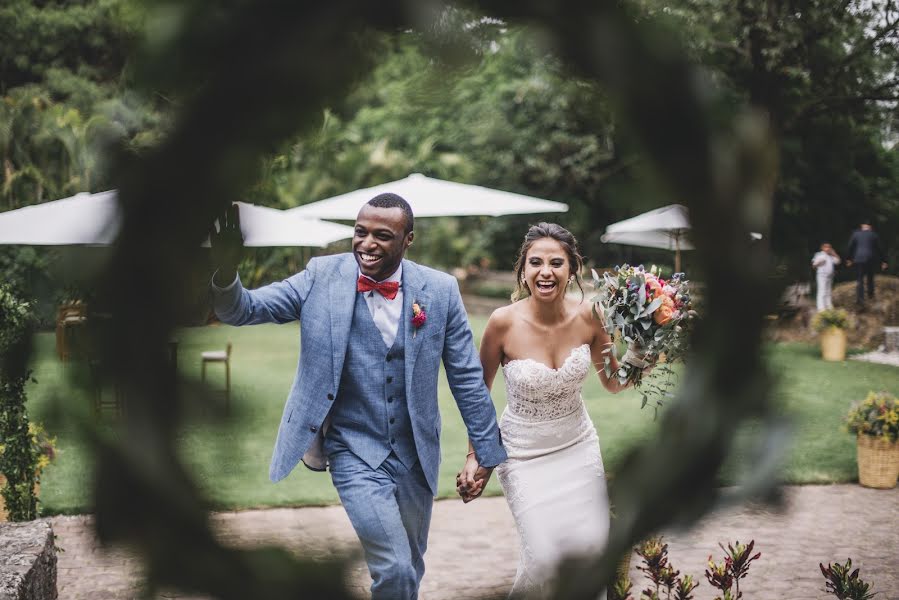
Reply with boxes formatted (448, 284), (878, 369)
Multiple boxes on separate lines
(496, 343), (609, 599)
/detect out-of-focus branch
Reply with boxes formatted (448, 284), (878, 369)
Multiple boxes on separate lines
(88, 0), (781, 598)
(471, 1), (779, 597)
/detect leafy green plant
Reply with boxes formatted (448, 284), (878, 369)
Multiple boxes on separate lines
(609, 570), (635, 600)
(820, 559), (877, 600)
(845, 391), (899, 441)
(704, 540), (760, 600)
(812, 308), (850, 332)
(0, 284), (41, 520)
(635, 537), (699, 600)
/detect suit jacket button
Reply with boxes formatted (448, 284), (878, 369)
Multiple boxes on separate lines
(390, 437), (396, 444)
(386, 354), (392, 362)
(310, 426), (318, 433)
(388, 396), (394, 403)
(327, 393), (334, 401)
(386, 376), (393, 383)
(389, 417), (395, 424)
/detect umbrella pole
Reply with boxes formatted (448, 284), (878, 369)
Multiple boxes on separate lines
(674, 236), (681, 273)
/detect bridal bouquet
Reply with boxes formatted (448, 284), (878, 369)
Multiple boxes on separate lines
(592, 264), (696, 410)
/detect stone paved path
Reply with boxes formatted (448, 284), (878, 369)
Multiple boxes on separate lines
(48, 484), (898, 599)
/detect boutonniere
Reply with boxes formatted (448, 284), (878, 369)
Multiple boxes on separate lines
(411, 301), (427, 338)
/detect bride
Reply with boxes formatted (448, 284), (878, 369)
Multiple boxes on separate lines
(458, 223), (645, 599)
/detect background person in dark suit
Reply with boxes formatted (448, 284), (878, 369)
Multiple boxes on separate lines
(846, 220), (888, 306)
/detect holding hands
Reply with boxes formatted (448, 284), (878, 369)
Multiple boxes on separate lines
(456, 451), (493, 503)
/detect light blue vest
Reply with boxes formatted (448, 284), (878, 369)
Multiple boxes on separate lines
(324, 291), (417, 469)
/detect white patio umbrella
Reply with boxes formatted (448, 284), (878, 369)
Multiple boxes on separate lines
(600, 204), (762, 272)
(0, 190), (354, 247)
(289, 173), (568, 219)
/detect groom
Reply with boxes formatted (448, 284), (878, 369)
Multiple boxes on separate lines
(210, 193), (506, 599)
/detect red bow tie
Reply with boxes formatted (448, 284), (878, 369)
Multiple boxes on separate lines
(357, 276), (400, 300)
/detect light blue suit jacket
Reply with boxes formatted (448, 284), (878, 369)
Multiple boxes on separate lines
(212, 253), (507, 494)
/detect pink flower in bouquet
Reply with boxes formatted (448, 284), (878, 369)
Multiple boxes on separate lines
(646, 277), (665, 299)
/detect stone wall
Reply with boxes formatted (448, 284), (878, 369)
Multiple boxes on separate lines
(885, 326), (899, 352)
(0, 521), (57, 600)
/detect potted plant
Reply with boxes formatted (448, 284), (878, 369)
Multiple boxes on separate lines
(845, 391), (899, 489)
(812, 308), (850, 361)
(0, 422), (56, 521)
(0, 284), (48, 522)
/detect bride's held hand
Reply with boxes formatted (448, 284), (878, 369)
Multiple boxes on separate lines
(456, 452), (484, 503)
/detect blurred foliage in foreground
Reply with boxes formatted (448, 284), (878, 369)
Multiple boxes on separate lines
(0, 1), (893, 597)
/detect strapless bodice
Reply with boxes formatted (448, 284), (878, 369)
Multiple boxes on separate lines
(501, 344), (591, 421)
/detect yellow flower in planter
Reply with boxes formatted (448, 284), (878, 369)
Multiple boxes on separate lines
(845, 391), (899, 489)
(845, 391), (899, 441)
(811, 308), (851, 332)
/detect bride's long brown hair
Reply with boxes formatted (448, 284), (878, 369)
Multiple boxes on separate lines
(511, 223), (585, 302)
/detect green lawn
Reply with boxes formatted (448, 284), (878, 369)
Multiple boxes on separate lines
(25, 318), (897, 515)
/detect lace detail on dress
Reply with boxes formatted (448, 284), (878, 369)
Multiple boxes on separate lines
(502, 344), (591, 421)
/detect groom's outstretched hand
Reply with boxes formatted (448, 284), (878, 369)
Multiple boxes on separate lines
(210, 202), (244, 287)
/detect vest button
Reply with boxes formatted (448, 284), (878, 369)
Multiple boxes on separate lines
(388, 396), (394, 403)
(386, 354), (393, 362)
(390, 437), (396, 444)
(327, 393), (334, 401)
(390, 417), (395, 424)
(386, 376), (393, 383)
(310, 426), (318, 433)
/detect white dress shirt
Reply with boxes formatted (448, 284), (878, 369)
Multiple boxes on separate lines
(358, 264), (403, 348)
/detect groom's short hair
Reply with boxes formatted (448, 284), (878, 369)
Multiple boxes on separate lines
(367, 193), (414, 234)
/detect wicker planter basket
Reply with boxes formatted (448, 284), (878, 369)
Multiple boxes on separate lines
(820, 326), (847, 361)
(856, 435), (899, 489)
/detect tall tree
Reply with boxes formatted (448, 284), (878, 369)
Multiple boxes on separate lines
(639, 0), (899, 274)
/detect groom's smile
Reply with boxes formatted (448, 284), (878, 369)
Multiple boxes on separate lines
(353, 203), (414, 281)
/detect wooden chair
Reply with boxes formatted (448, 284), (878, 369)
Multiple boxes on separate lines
(56, 301), (88, 362)
(88, 359), (125, 418)
(201, 342), (232, 401)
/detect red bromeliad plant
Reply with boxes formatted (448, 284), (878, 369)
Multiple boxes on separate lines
(704, 540), (761, 600)
(820, 559), (877, 600)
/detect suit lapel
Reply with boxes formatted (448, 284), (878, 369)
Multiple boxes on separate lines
(329, 254), (358, 392)
(403, 260), (431, 411)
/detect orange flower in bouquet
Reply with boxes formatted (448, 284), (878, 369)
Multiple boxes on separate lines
(653, 295), (675, 325)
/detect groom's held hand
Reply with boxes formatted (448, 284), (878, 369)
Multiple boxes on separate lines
(456, 453), (480, 503)
(464, 465), (493, 504)
(210, 202), (244, 286)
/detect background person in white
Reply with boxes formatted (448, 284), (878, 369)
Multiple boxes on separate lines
(811, 242), (840, 311)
